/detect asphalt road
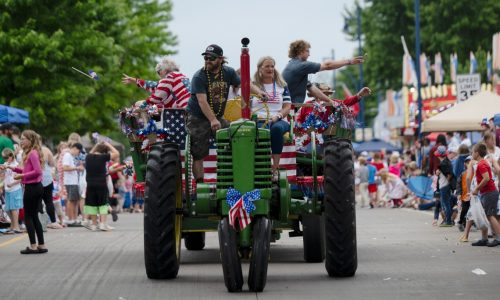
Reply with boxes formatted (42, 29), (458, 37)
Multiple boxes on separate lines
(0, 207), (499, 300)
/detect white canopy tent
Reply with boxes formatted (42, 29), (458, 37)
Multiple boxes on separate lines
(422, 91), (500, 132)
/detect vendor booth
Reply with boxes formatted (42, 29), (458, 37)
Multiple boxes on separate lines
(422, 92), (500, 132)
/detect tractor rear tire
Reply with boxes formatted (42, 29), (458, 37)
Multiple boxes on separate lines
(144, 143), (183, 279)
(302, 214), (325, 262)
(218, 218), (243, 292)
(248, 217), (272, 292)
(323, 139), (357, 277)
(184, 232), (206, 250)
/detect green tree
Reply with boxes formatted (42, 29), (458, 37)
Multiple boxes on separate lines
(0, 0), (176, 141)
(340, 0), (500, 123)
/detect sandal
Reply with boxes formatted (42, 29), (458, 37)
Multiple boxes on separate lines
(20, 247), (41, 254)
(37, 247), (48, 253)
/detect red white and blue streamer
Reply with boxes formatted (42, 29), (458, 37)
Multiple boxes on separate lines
(226, 188), (260, 230)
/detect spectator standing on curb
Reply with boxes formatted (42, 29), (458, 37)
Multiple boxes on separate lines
(435, 145), (454, 227)
(84, 142), (120, 231)
(471, 143), (500, 247)
(63, 143), (84, 226)
(41, 143), (62, 229)
(2, 130), (47, 254)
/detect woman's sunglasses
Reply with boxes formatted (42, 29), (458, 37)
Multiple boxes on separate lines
(204, 55), (218, 62)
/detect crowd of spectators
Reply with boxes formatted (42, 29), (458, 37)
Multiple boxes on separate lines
(355, 126), (500, 247)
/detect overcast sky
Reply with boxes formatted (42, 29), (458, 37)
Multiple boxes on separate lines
(169, 0), (359, 85)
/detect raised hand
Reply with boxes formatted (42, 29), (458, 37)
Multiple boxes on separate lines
(122, 73), (136, 85)
(357, 87), (372, 97)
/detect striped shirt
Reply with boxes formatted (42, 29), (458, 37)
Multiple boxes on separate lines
(136, 72), (191, 109)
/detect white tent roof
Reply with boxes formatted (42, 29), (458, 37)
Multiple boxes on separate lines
(422, 91), (500, 132)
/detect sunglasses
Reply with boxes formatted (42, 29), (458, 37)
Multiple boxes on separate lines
(2, 156), (10, 160)
(204, 55), (218, 61)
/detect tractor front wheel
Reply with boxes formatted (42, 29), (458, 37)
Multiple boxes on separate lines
(248, 217), (272, 292)
(323, 139), (357, 277)
(144, 143), (183, 279)
(184, 232), (206, 250)
(218, 218), (243, 292)
(302, 214), (325, 262)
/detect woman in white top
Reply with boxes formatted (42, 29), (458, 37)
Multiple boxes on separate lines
(251, 56), (292, 177)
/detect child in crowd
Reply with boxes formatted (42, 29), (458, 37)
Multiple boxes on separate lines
(52, 180), (65, 226)
(470, 143), (500, 247)
(379, 169), (407, 208)
(367, 157), (378, 208)
(2, 148), (23, 233)
(456, 156), (472, 232)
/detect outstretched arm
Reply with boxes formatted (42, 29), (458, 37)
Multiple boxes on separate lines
(319, 56), (364, 72)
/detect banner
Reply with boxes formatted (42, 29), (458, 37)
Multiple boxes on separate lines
(470, 51), (477, 74)
(434, 52), (444, 84)
(450, 53), (458, 83)
(420, 53), (430, 85)
(493, 32), (500, 70)
(487, 52), (492, 82)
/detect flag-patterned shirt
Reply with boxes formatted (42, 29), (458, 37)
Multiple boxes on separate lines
(136, 72), (191, 109)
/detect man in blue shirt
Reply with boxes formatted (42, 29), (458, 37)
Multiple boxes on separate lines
(282, 40), (364, 103)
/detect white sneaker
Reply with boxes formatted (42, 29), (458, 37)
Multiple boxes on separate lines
(81, 220), (90, 227)
(99, 223), (109, 231)
(105, 224), (115, 230)
(86, 224), (97, 231)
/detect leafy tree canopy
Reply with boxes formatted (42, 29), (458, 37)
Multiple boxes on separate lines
(0, 0), (177, 141)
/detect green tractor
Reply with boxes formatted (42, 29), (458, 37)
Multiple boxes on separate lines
(120, 38), (357, 292)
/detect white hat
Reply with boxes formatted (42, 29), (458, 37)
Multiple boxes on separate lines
(360, 151), (368, 156)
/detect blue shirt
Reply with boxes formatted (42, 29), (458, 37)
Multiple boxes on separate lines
(282, 59), (321, 103)
(367, 164), (377, 184)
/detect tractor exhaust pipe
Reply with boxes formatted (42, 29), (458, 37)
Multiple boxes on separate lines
(240, 37), (251, 119)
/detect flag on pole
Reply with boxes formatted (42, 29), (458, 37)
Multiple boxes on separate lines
(402, 54), (417, 87)
(487, 51), (493, 82)
(434, 52), (444, 84)
(493, 32), (500, 70)
(401, 36), (418, 87)
(420, 53), (430, 85)
(470, 51), (477, 74)
(450, 53), (458, 83)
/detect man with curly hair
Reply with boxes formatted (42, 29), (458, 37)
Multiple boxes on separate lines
(282, 39), (364, 103)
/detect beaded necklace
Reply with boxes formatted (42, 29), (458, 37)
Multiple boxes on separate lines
(205, 66), (225, 116)
(262, 81), (276, 101)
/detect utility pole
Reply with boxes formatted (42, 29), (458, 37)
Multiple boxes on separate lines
(357, 4), (365, 141)
(414, 0), (423, 140)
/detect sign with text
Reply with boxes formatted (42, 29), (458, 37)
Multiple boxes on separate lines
(456, 74), (481, 102)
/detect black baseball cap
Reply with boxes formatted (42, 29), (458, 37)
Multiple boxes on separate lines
(201, 44), (223, 57)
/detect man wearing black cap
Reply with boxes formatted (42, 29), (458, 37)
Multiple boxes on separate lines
(0, 123), (14, 164)
(186, 44), (240, 182)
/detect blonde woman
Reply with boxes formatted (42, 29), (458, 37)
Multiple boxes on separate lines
(1, 130), (46, 254)
(251, 56), (292, 178)
(379, 169), (407, 208)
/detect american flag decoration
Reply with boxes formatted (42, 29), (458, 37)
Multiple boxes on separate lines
(226, 188), (261, 230)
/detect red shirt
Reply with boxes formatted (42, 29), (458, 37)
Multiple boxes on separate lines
(296, 95), (360, 124)
(372, 162), (385, 171)
(475, 160), (497, 194)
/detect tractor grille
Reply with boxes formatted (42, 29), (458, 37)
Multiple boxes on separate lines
(216, 129), (272, 190)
